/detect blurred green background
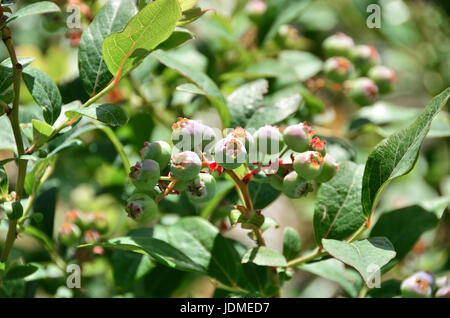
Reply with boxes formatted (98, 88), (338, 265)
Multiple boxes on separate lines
(0, 0), (449, 297)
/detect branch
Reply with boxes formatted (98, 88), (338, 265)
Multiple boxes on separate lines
(1, 25), (27, 261)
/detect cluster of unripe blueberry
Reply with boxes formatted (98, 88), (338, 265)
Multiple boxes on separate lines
(322, 32), (397, 106)
(125, 118), (340, 223)
(58, 210), (108, 247)
(401, 271), (450, 298)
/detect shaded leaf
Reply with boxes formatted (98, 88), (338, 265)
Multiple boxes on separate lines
(362, 88), (450, 217)
(156, 27), (195, 51)
(95, 236), (204, 273)
(111, 250), (155, 289)
(65, 104), (129, 127)
(79, 0), (138, 95)
(370, 205), (439, 260)
(177, 7), (210, 26)
(313, 162), (365, 245)
(22, 67), (62, 125)
(4, 264), (38, 280)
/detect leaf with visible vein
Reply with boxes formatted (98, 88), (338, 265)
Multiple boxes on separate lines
(66, 104), (129, 127)
(322, 237), (396, 285)
(5, 1), (60, 25)
(313, 162), (365, 245)
(79, 0), (137, 95)
(362, 88), (450, 218)
(102, 0), (181, 80)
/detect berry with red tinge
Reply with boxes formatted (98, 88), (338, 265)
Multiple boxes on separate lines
(293, 151), (324, 180)
(170, 151), (202, 181)
(283, 122), (313, 153)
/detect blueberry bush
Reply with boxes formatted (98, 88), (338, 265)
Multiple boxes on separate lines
(0, 0), (449, 298)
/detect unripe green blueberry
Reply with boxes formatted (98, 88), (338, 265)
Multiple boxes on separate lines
(435, 286), (450, 298)
(185, 173), (216, 203)
(283, 122), (314, 152)
(227, 127), (255, 153)
(170, 151), (202, 181)
(254, 125), (284, 155)
(322, 32), (354, 58)
(58, 222), (82, 246)
(140, 141), (172, 170)
(346, 77), (379, 106)
(214, 137), (247, 170)
(125, 193), (158, 223)
(293, 151), (324, 180)
(368, 65), (397, 94)
(310, 137), (327, 156)
(350, 45), (380, 73)
(4, 201), (23, 220)
(171, 118), (216, 152)
(324, 57), (354, 83)
(129, 159), (160, 191)
(314, 154), (339, 183)
(282, 171), (313, 199)
(401, 271), (434, 298)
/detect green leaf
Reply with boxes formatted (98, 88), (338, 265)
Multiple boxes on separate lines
(176, 83), (205, 95)
(102, 0), (181, 78)
(5, 1), (60, 25)
(92, 217), (242, 287)
(31, 119), (54, 148)
(79, 0), (138, 95)
(4, 264), (38, 280)
(313, 162), (366, 245)
(283, 227), (301, 261)
(226, 80), (301, 129)
(152, 49), (230, 127)
(279, 51), (323, 81)
(362, 88), (450, 217)
(322, 237), (396, 285)
(299, 259), (363, 298)
(94, 236), (204, 273)
(0, 165), (8, 198)
(111, 250), (155, 289)
(227, 79), (268, 128)
(370, 205), (439, 261)
(0, 57), (35, 93)
(153, 217), (241, 286)
(249, 181), (281, 210)
(65, 104), (129, 127)
(242, 246), (288, 267)
(156, 27), (195, 51)
(177, 7), (210, 26)
(0, 116), (16, 152)
(22, 67), (62, 125)
(245, 94), (302, 129)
